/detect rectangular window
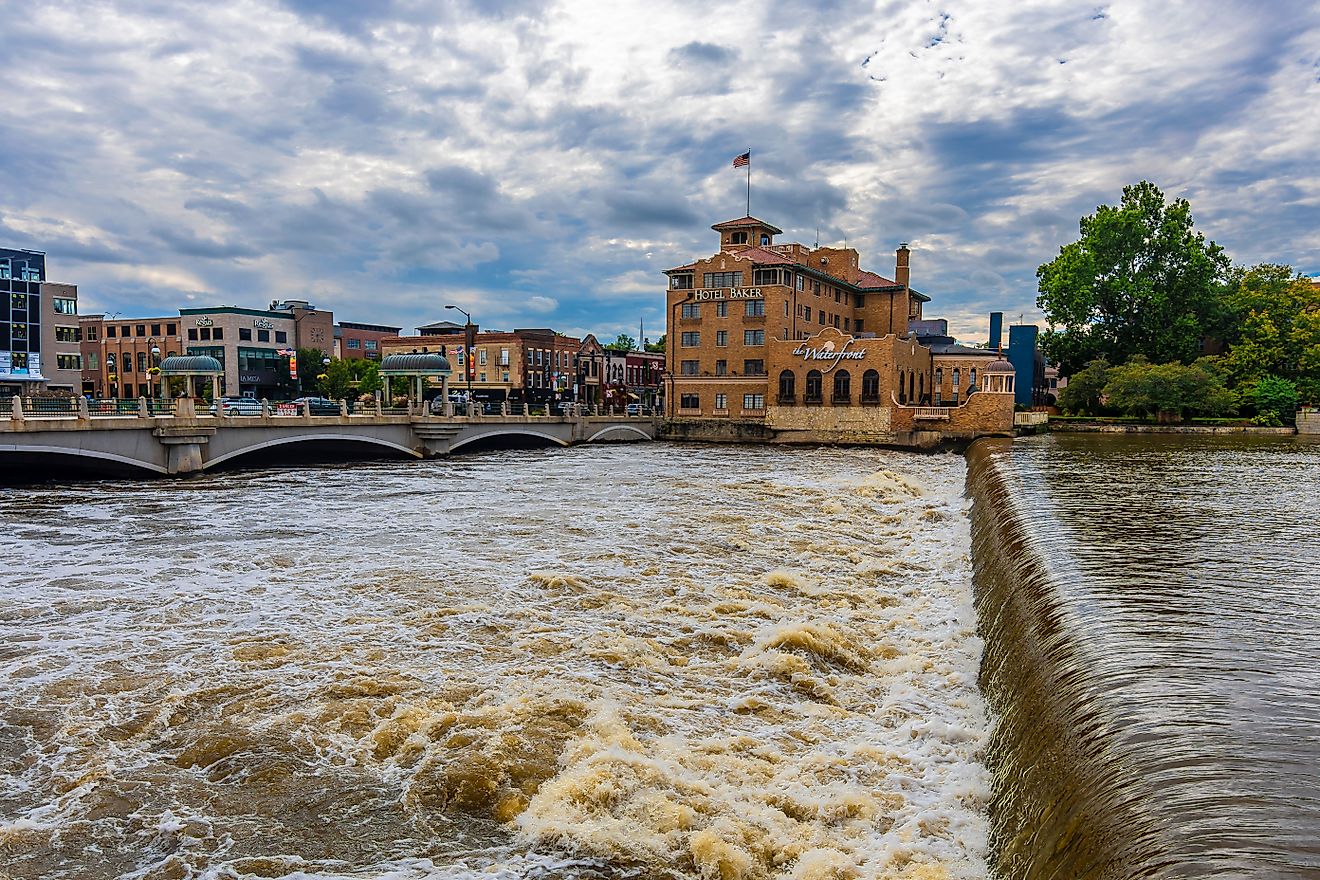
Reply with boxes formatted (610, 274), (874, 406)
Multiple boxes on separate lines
(347, 338), (361, 348)
(213, 328), (224, 340)
(364, 340), (377, 350)
(715, 359), (727, 376)
(135, 324), (145, 337)
(53, 298), (77, 315)
(744, 299), (765, 316)
(796, 274), (804, 291)
(844, 318), (850, 330)
(151, 324), (161, 336)
(480, 372), (487, 382)
(54, 326), (80, 342)
(137, 351), (147, 372)
(275, 331), (287, 343)
(743, 393), (765, 410)
(681, 360), (699, 376)
(743, 330), (765, 345)
(715, 330), (728, 347)
(715, 393), (728, 410)
(57, 353), (81, 370)
(500, 348), (510, 365)
(239, 328), (253, 341)
(670, 274), (694, 290)
(855, 295), (864, 308)
(715, 301), (728, 317)
(121, 326), (130, 337)
(680, 303), (701, 319)
(784, 301), (790, 317)
(854, 320), (864, 332)
(819, 312), (826, 325)
(87, 327), (98, 341)
(479, 349), (488, 365)
(123, 352), (133, 373)
(167, 323), (177, 335)
(88, 352), (99, 370)
(803, 306), (811, 321)
(752, 268), (783, 286)
(680, 332), (700, 347)
(108, 326), (117, 338)
(702, 271), (741, 288)
(743, 359), (764, 375)
(680, 393), (700, 409)
(257, 329), (270, 342)
(199, 327), (211, 340)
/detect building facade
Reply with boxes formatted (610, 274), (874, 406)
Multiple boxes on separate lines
(1, 248), (82, 395)
(664, 217), (1014, 444)
(78, 315), (184, 398)
(335, 321), (400, 360)
(180, 301), (334, 399)
(382, 325), (583, 404)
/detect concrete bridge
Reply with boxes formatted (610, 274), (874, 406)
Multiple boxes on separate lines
(0, 399), (657, 475)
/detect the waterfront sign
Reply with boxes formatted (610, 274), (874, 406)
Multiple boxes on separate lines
(792, 338), (867, 374)
(692, 288), (763, 301)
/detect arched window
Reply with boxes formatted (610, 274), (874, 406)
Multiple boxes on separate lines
(730, 231), (748, 245)
(909, 371), (915, 403)
(952, 368), (961, 404)
(969, 367), (977, 394)
(861, 369), (880, 403)
(778, 369), (796, 403)
(919, 372), (925, 403)
(898, 370), (906, 403)
(832, 369), (851, 403)
(805, 369), (823, 404)
(760, 233), (771, 246)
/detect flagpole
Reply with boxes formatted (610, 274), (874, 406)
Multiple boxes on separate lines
(745, 148), (751, 216)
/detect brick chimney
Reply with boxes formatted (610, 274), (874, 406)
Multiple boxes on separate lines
(896, 242), (910, 289)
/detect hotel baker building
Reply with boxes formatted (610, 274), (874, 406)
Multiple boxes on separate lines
(663, 216), (1015, 445)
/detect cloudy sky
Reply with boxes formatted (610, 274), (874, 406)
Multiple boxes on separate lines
(3, 0), (1318, 344)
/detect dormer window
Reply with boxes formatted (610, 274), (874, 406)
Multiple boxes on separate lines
(760, 233), (770, 246)
(730, 231), (748, 245)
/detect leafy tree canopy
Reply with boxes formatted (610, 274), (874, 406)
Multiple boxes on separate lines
(1101, 356), (1236, 420)
(1221, 265), (1320, 403)
(645, 334), (666, 353)
(605, 334), (636, 351)
(1037, 181), (1231, 374)
(1055, 358), (1110, 415)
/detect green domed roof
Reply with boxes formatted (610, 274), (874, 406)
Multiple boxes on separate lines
(379, 352), (452, 375)
(159, 355), (224, 375)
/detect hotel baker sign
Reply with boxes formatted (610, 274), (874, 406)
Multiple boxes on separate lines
(691, 288), (764, 301)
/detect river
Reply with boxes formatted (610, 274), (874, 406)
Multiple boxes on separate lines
(968, 433), (1320, 879)
(0, 444), (990, 880)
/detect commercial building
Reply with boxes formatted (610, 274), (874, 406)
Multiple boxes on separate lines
(382, 324), (583, 404)
(335, 321), (400, 360)
(78, 315), (184, 398)
(663, 216), (1015, 444)
(180, 300), (334, 399)
(0, 248), (83, 395)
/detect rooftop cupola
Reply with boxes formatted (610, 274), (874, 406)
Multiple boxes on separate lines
(712, 216), (783, 252)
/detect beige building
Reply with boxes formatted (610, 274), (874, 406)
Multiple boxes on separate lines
(180, 301), (334, 398)
(664, 216), (1015, 444)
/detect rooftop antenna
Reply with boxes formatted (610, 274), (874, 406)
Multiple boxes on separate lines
(815, 226), (819, 248)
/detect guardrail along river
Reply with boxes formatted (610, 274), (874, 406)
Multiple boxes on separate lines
(968, 433), (1320, 879)
(1, 444), (990, 880)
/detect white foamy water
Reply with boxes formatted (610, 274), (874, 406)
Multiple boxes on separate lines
(0, 444), (989, 880)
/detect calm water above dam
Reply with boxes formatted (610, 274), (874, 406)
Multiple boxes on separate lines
(968, 433), (1320, 879)
(0, 444), (991, 880)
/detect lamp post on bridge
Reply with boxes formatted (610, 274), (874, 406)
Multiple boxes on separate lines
(444, 304), (474, 404)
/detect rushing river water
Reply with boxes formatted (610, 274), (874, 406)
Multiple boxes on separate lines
(967, 433), (1320, 880)
(0, 444), (991, 880)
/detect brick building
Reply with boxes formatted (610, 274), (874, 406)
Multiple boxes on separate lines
(663, 216), (1015, 444)
(1, 248), (82, 395)
(78, 314), (184, 398)
(382, 325), (582, 404)
(335, 321), (400, 361)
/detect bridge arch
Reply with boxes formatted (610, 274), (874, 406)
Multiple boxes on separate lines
(0, 443), (167, 475)
(203, 434), (422, 469)
(448, 427), (570, 453)
(585, 425), (653, 443)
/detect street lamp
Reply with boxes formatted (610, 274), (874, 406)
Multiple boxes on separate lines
(444, 304), (474, 402)
(150, 344), (161, 400)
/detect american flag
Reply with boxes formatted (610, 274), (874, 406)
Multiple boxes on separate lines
(732, 151), (750, 168)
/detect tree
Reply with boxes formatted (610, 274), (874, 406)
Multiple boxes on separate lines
(1244, 376), (1299, 426)
(1037, 181), (1232, 374)
(1101, 356), (1236, 421)
(319, 358), (355, 401)
(645, 334), (666, 353)
(1056, 358), (1110, 414)
(355, 360), (383, 396)
(296, 347), (328, 391)
(1221, 265), (1320, 403)
(605, 334), (636, 351)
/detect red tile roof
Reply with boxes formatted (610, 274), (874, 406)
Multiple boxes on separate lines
(856, 270), (902, 289)
(710, 216), (784, 234)
(729, 246), (795, 265)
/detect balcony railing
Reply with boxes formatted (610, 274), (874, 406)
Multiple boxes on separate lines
(831, 393), (851, 404)
(776, 393), (796, 405)
(804, 394), (823, 406)
(678, 407), (702, 417)
(913, 407), (951, 420)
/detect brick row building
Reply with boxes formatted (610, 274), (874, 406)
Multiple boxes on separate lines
(664, 216), (1014, 444)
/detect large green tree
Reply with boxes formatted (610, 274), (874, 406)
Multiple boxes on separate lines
(1037, 181), (1232, 374)
(1101, 356), (1236, 420)
(1220, 265), (1320, 403)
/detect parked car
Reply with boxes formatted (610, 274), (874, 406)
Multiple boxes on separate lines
(291, 396), (341, 415)
(626, 403), (646, 416)
(209, 396), (263, 416)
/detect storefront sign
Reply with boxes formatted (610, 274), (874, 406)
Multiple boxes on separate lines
(692, 288), (763, 301)
(792, 339), (867, 374)
(254, 318), (274, 329)
(196, 317), (214, 326)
